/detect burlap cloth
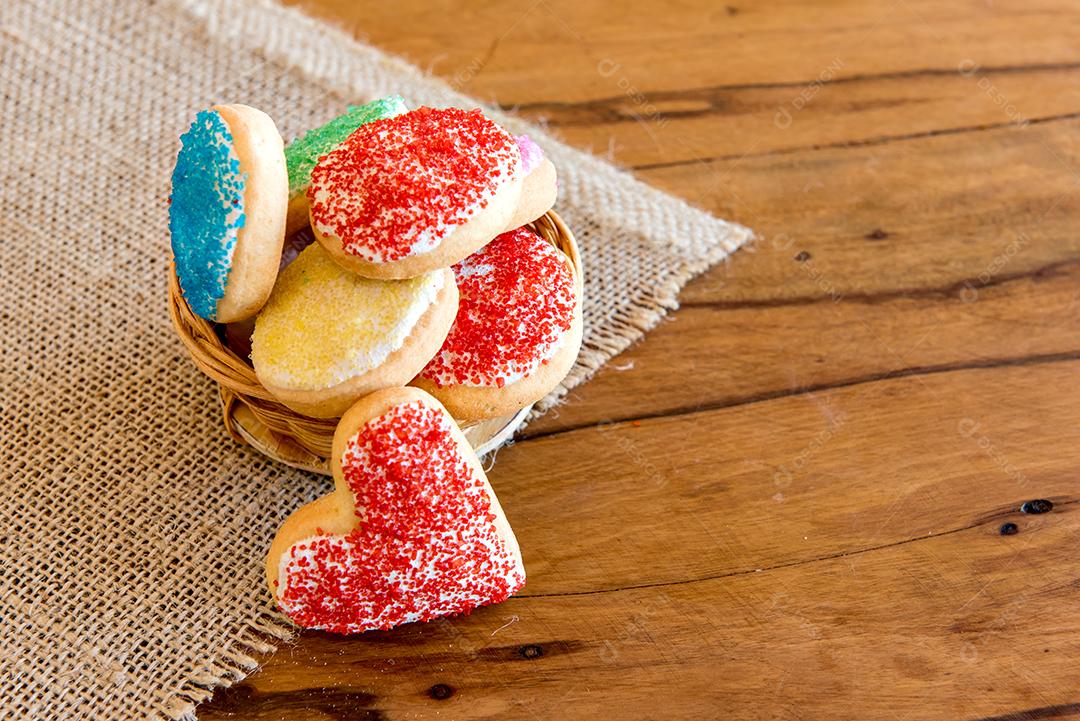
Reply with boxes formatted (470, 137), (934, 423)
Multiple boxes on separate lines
(0, 0), (751, 717)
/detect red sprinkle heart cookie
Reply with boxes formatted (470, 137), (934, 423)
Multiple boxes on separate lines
(308, 107), (555, 280)
(413, 226), (582, 421)
(266, 387), (526, 633)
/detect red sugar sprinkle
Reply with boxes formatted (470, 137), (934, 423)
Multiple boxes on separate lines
(307, 107), (521, 263)
(277, 401), (524, 633)
(422, 227), (576, 387)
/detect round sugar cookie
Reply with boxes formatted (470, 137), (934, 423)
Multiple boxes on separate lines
(251, 243), (458, 418)
(169, 104), (287, 323)
(283, 96), (408, 236)
(308, 107), (526, 279)
(413, 226), (582, 421)
(266, 387), (526, 634)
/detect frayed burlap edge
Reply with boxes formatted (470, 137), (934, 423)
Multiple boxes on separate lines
(162, 614), (294, 721)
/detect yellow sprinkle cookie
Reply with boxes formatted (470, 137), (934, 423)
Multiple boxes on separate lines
(252, 244), (458, 418)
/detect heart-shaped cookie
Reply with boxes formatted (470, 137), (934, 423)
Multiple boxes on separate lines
(266, 387), (526, 633)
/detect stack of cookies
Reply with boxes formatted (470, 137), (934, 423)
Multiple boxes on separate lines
(168, 98), (581, 633)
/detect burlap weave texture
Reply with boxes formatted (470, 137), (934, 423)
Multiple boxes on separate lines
(0, 0), (751, 717)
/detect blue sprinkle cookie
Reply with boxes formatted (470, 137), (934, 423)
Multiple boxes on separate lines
(169, 104), (288, 322)
(282, 96), (408, 236)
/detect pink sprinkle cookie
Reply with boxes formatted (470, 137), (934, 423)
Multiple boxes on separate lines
(515, 134), (544, 174)
(508, 134), (558, 230)
(308, 107), (558, 279)
(413, 226), (582, 421)
(266, 388), (525, 634)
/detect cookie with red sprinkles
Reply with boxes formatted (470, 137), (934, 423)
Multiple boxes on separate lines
(265, 387), (526, 634)
(413, 226), (582, 421)
(308, 106), (555, 279)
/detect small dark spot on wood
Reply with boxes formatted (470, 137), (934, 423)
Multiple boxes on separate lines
(999, 522), (1018, 536)
(428, 684), (454, 701)
(865, 229), (889, 240)
(725, 5), (740, 15)
(1021, 499), (1053, 514)
(794, 250), (811, 262)
(519, 644), (544, 659)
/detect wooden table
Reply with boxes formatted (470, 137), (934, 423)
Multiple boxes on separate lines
(202, 1), (1080, 718)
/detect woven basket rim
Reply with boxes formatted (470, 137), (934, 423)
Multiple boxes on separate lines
(168, 210), (581, 466)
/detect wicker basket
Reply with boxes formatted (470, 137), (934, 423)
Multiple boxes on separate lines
(168, 210), (581, 475)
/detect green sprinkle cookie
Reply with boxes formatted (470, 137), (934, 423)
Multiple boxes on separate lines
(285, 96), (408, 199)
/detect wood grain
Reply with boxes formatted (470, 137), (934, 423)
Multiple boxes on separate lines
(529, 117), (1080, 434)
(202, 0), (1080, 718)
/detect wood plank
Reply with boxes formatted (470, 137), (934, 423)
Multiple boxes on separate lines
(288, 0), (1080, 99)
